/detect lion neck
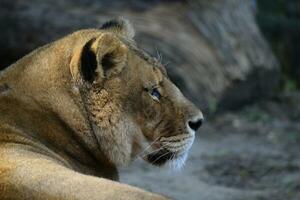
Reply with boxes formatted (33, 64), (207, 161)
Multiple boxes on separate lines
(0, 31), (119, 179)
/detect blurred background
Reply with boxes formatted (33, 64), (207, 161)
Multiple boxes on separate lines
(0, 0), (299, 199)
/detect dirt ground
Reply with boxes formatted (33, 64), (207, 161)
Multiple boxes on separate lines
(120, 92), (300, 200)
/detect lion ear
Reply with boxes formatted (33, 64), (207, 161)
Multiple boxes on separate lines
(70, 33), (128, 84)
(100, 18), (135, 40)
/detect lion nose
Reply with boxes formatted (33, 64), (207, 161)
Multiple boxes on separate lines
(187, 116), (203, 132)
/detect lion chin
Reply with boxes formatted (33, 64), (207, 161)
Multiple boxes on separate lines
(146, 150), (189, 170)
(144, 131), (195, 170)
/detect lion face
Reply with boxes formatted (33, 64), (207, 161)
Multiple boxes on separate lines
(71, 19), (203, 169)
(126, 53), (203, 169)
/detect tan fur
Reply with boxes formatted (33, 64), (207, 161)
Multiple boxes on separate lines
(0, 20), (202, 200)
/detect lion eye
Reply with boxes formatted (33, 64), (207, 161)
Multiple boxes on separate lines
(150, 88), (161, 101)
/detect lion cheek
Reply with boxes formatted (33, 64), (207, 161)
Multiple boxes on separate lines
(91, 116), (141, 167)
(91, 124), (131, 166)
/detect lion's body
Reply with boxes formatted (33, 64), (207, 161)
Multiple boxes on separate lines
(0, 30), (154, 199)
(0, 19), (202, 200)
(0, 30), (117, 177)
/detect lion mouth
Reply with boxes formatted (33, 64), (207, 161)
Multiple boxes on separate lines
(147, 149), (175, 166)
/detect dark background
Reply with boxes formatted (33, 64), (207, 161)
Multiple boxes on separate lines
(0, 0), (299, 199)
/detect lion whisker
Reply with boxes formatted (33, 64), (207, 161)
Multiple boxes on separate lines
(139, 144), (167, 159)
(137, 137), (161, 159)
(155, 47), (163, 62)
(150, 151), (171, 165)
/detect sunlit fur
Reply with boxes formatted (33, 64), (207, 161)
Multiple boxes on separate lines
(0, 19), (202, 199)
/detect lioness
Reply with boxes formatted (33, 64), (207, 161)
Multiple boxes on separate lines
(0, 19), (203, 200)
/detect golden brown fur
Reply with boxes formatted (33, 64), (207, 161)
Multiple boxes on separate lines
(0, 19), (203, 199)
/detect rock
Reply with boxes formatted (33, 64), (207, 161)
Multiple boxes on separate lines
(256, 0), (300, 87)
(0, 0), (280, 113)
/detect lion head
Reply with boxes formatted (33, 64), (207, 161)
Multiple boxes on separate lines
(70, 19), (203, 169)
